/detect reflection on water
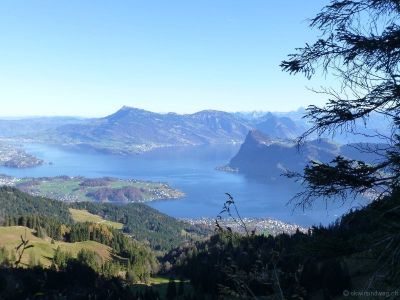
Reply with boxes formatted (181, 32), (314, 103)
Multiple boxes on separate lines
(0, 143), (364, 226)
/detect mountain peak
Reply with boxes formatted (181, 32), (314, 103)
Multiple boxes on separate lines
(105, 106), (156, 121)
(117, 106), (147, 113)
(244, 129), (272, 146)
(191, 109), (231, 116)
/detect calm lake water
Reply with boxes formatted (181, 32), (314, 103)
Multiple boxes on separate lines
(0, 144), (365, 227)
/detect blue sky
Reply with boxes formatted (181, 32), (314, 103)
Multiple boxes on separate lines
(0, 0), (330, 117)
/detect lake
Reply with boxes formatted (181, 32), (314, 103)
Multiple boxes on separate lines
(0, 143), (365, 227)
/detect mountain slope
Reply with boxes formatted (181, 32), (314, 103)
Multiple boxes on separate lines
(0, 186), (209, 250)
(0, 117), (86, 138)
(252, 112), (305, 139)
(0, 107), (310, 154)
(0, 186), (72, 223)
(226, 130), (360, 178)
(70, 201), (210, 250)
(235, 111), (306, 139)
(0, 226), (112, 267)
(48, 106), (252, 153)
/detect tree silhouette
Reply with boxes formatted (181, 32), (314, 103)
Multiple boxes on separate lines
(281, 0), (400, 207)
(15, 229), (34, 267)
(281, 0), (400, 288)
(166, 278), (177, 300)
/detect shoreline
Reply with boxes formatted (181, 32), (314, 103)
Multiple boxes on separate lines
(0, 174), (185, 203)
(180, 216), (308, 236)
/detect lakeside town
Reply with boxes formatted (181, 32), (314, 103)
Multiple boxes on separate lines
(182, 217), (308, 236)
(0, 143), (43, 168)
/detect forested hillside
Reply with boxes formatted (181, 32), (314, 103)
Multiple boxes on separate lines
(0, 185), (207, 299)
(164, 190), (400, 298)
(71, 202), (209, 251)
(0, 186), (209, 251)
(0, 186), (72, 224)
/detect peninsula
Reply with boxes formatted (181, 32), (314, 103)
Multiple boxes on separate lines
(0, 143), (43, 168)
(0, 174), (184, 203)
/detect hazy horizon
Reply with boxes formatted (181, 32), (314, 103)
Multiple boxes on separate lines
(0, 104), (306, 119)
(0, 0), (330, 117)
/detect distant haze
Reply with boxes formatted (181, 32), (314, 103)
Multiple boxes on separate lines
(0, 0), (331, 117)
(0, 106), (306, 119)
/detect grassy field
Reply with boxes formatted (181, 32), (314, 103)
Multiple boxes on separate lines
(13, 176), (184, 203)
(149, 277), (185, 284)
(0, 226), (112, 267)
(69, 208), (124, 229)
(131, 276), (194, 299)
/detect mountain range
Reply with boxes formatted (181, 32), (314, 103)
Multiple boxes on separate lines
(0, 106), (391, 155)
(225, 129), (383, 179)
(0, 106), (305, 154)
(48, 107), (251, 153)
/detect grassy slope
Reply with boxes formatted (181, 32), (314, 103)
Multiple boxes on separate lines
(71, 202), (211, 251)
(131, 277), (194, 299)
(69, 208), (123, 229)
(0, 226), (111, 267)
(0, 186), (206, 251)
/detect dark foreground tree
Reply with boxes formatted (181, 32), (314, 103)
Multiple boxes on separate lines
(281, 0), (400, 289)
(281, 0), (400, 207)
(166, 278), (177, 300)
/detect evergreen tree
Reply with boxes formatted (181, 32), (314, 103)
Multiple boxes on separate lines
(9, 249), (16, 265)
(36, 226), (46, 239)
(28, 251), (40, 267)
(166, 278), (177, 300)
(76, 249), (102, 273)
(52, 246), (71, 270)
(178, 278), (185, 296)
(281, 0), (400, 207)
(0, 247), (10, 266)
